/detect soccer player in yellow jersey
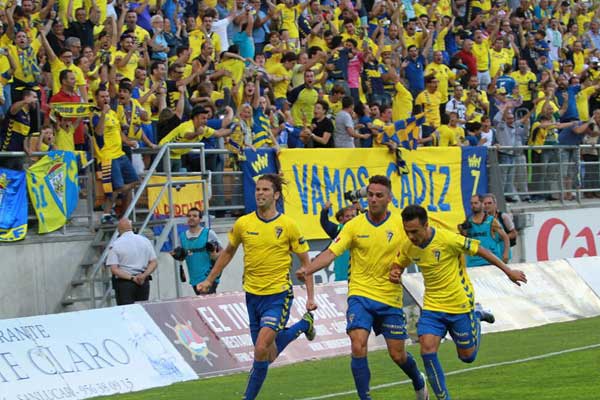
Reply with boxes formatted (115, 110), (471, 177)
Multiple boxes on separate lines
(303, 176), (429, 400)
(390, 205), (527, 400)
(197, 174), (316, 400)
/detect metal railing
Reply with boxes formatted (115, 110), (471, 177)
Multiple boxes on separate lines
(487, 144), (600, 208)
(87, 143), (213, 308)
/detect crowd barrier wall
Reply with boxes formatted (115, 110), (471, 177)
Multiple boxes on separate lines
(1, 258), (599, 399)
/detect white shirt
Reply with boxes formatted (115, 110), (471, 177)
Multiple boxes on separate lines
(106, 231), (157, 275)
(212, 18), (232, 53)
(481, 129), (494, 147)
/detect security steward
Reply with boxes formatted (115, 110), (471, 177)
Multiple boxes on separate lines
(106, 218), (158, 305)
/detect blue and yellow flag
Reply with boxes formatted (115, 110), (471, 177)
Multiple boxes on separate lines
(393, 113), (426, 150)
(0, 168), (28, 242)
(27, 151), (79, 233)
(240, 148), (280, 213)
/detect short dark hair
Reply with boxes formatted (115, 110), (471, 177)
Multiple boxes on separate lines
(187, 207), (203, 218)
(316, 99), (329, 112)
(401, 205), (428, 225)
(342, 95), (354, 109)
(368, 175), (391, 192)
(59, 69), (74, 84)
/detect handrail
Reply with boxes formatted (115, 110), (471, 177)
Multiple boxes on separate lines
(86, 142), (207, 308)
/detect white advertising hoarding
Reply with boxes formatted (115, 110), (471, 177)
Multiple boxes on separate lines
(522, 208), (600, 262)
(0, 305), (197, 400)
(402, 260), (600, 334)
(567, 256), (600, 299)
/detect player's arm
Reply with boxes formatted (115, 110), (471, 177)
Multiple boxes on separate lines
(196, 242), (239, 293)
(296, 251), (317, 311)
(389, 262), (407, 284)
(475, 246), (527, 286)
(304, 249), (336, 275)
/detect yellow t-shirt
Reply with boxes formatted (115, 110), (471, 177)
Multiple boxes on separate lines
(510, 71), (537, 101)
(403, 31), (424, 49)
(58, 0), (83, 27)
(291, 86), (319, 126)
(322, 95), (343, 117)
(415, 90), (442, 127)
(266, 63), (292, 100)
(9, 42), (42, 84)
(217, 58), (245, 90)
(392, 82), (413, 121)
(576, 86), (597, 121)
(55, 125), (75, 151)
(472, 40), (490, 72)
(276, 4), (302, 39)
(121, 25), (150, 46)
(489, 48), (512, 77)
(92, 109), (124, 161)
(435, 125), (462, 146)
(329, 212), (407, 308)
(424, 63), (456, 101)
(114, 50), (139, 81)
(264, 43), (283, 70)
(396, 227), (480, 313)
(159, 120), (215, 159)
(49, 58), (86, 95)
(229, 212), (309, 295)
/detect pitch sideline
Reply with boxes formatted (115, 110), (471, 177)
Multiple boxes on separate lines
(296, 343), (600, 400)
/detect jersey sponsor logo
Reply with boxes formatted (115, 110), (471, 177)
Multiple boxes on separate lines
(275, 226), (283, 239)
(433, 250), (441, 262)
(411, 257), (421, 262)
(357, 235), (369, 239)
(246, 231), (259, 235)
(386, 230), (394, 242)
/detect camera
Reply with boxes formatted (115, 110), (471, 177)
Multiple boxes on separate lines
(205, 241), (219, 253)
(458, 220), (472, 232)
(0, 48), (7, 56)
(344, 187), (368, 202)
(172, 246), (187, 261)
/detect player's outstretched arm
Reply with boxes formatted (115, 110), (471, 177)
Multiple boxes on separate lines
(476, 246), (527, 286)
(196, 243), (238, 293)
(297, 252), (318, 312)
(302, 249), (336, 276)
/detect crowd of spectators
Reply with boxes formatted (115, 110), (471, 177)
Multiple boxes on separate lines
(0, 0), (600, 218)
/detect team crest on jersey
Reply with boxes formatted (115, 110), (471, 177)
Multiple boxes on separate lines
(275, 226), (283, 238)
(386, 230), (394, 242)
(433, 250), (441, 262)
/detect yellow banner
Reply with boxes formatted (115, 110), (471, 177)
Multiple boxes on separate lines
(147, 176), (205, 217)
(278, 148), (469, 239)
(50, 102), (97, 117)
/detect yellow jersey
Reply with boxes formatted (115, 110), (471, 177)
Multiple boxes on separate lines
(472, 40), (490, 72)
(415, 90), (442, 127)
(92, 109), (124, 161)
(159, 120), (215, 159)
(266, 63), (292, 100)
(329, 212), (407, 308)
(114, 50), (139, 81)
(229, 212), (309, 295)
(8, 42), (42, 84)
(117, 98), (146, 140)
(575, 86), (597, 121)
(510, 71), (537, 101)
(489, 48), (512, 77)
(435, 125), (462, 146)
(424, 63), (456, 101)
(49, 59), (86, 95)
(392, 82), (413, 121)
(396, 227), (480, 313)
(55, 125), (75, 151)
(276, 4), (302, 39)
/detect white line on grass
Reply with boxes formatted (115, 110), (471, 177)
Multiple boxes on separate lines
(296, 343), (600, 400)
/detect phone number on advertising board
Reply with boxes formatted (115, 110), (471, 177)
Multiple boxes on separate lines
(5, 379), (134, 400)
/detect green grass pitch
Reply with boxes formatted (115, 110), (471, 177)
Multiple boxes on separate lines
(100, 316), (600, 399)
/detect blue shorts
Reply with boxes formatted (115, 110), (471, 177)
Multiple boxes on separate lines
(111, 155), (138, 190)
(246, 288), (293, 345)
(417, 310), (478, 349)
(346, 295), (408, 340)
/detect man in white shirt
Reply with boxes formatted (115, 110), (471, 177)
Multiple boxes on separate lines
(106, 218), (158, 305)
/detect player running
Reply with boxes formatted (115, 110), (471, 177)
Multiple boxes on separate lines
(196, 174), (317, 400)
(301, 175), (429, 400)
(390, 205), (527, 400)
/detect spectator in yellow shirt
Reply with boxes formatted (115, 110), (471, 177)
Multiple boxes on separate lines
(415, 75), (442, 144)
